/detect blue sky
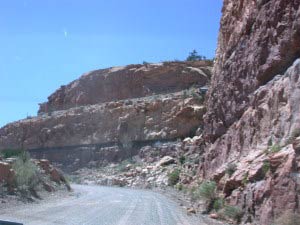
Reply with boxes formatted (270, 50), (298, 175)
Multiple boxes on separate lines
(0, 0), (222, 127)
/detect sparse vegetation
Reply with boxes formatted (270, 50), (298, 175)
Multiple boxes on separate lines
(223, 205), (243, 222)
(262, 161), (270, 176)
(175, 183), (183, 191)
(242, 172), (249, 185)
(12, 151), (40, 196)
(198, 181), (217, 201)
(179, 155), (186, 165)
(168, 169), (180, 186)
(225, 163), (237, 177)
(269, 144), (281, 153)
(186, 50), (207, 61)
(268, 138), (273, 146)
(213, 197), (224, 212)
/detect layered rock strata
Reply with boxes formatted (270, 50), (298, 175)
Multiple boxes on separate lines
(0, 61), (211, 170)
(38, 61), (211, 113)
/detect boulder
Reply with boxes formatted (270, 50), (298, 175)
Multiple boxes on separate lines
(157, 156), (175, 167)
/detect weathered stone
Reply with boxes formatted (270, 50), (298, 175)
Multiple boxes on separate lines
(38, 61), (211, 113)
(187, 207), (196, 214)
(209, 213), (218, 219)
(157, 156), (175, 167)
(0, 162), (15, 192)
(204, 0), (300, 141)
(37, 159), (51, 173)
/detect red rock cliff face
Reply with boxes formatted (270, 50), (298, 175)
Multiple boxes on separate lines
(201, 0), (300, 224)
(205, 0), (300, 140)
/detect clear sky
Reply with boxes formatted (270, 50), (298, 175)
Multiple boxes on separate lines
(0, 0), (223, 127)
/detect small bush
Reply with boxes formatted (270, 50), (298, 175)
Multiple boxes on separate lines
(168, 169), (180, 186)
(198, 181), (217, 201)
(0, 149), (24, 159)
(223, 205), (243, 222)
(179, 155), (186, 165)
(225, 163), (237, 177)
(242, 172), (249, 186)
(12, 152), (40, 194)
(186, 50), (207, 61)
(268, 139), (273, 146)
(175, 183), (183, 191)
(262, 161), (270, 176)
(213, 198), (224, 212)
(274, 211), (300, 225)
(269, 144), (281, 153)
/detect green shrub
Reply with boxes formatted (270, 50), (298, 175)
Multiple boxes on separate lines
(0, 149), (24, 159)
(242, 172), (249, 185)
(269, 144), (281, 153)
(213, 198), (224, 212)
(12, 152), (40, 194)
(186, 50), (206, 61)
(175, 183), (183, 191)
(262, 161), (270, 176)
(225, 163), (237, 177)
(179, 155), (186, 165)
(274, 211), (300, 225)
(168, 169), (180, 186)
(223, 205), (243, 222)
(268, 138), (273, 146)
(198, 181), (217, 201)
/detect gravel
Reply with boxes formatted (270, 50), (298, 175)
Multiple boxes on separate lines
(0, 184), (225, 225)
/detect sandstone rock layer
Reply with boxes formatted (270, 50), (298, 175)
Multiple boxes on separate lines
(38, 61), (211, 113)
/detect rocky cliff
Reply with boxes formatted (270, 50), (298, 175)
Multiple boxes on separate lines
(205, 0), (300, 141)
(201, 0), (300, 224)
(0, 61), (211, 170)
(38, 61), (211, 113)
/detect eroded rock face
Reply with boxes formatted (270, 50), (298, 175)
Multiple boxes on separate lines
(203, 57), (300, 224)
(38, 61), (211, 113)
(200, 1), (300, 223)
(0, 92), (205, 151)
(0, 61), (211, 170)
(205, 0), (300, 141)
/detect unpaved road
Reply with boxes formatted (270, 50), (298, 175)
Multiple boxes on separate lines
(0, 185), (221, 225)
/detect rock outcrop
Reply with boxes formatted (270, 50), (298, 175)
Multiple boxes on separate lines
(0, 157), (70, 195)
(201, 0), (300, 224)
(205, 0), (300, 141)
(0, 92), (205, 150)
(38, 61), (211, 113)
(0, 61), (211, 170)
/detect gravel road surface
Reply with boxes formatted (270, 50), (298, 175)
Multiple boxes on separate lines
(0, 185), (222, 225)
